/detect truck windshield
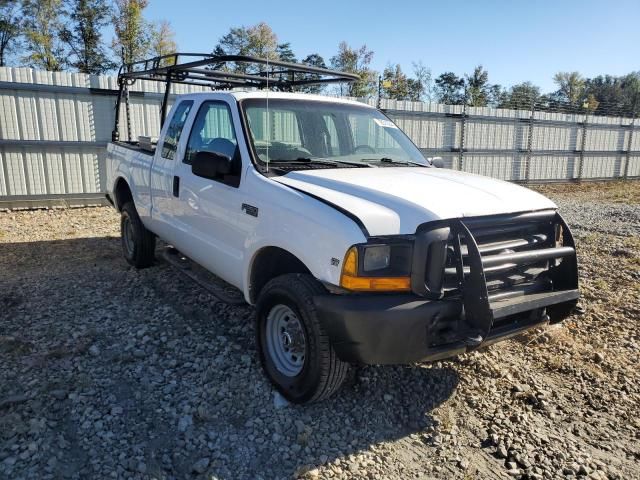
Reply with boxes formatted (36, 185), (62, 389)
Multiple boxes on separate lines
(240, 99), (428, 168)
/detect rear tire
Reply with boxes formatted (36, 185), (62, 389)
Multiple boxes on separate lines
(120, 202), (155, 268)
(256, 273), (349, 403)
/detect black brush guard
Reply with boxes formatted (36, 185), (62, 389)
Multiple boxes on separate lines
(315, 209), (579, 365)
(411, 209), (579, 357)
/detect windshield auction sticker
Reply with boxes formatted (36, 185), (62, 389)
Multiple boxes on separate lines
(374, 118), (398, 129)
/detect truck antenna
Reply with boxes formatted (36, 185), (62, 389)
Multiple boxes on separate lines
(266, 56), (270, 174)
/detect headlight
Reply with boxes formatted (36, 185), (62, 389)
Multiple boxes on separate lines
(363, 245), (390, 272)
(340, 242), (413, 292)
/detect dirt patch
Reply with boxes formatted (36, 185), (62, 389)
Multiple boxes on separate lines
(532, 180), (640, 204)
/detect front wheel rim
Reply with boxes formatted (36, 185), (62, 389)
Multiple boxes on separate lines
(265, 304), (306, 377)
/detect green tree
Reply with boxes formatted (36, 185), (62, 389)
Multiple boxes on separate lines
(553, 71), (585, 104)
(584, 72), (640, 116)
(213, 26), (249, 58)
(381, 64), (410, 100)
(380, 63), (426, 101)
(245, 22), (278, 59)
(299, 52), (326, 94)
(213, 22), (281, 73)
(0, 0), (21, 67)
(60, 0), (114, 74)
(111, 0), (150, 67)
(411, 61), (432, 101)
(434, 72), (465, 104)
(498, 81), (541, 109)
(276, 42), (295, 63)
(582, 93), (599, 113)
(583, 75), (622, 111)
(150, 20), (177, 66)
(465, 65), (492, 106)
(618, 72), (640, 116)
(487, 84), (504, 106)
(330, 41), (376, 97)
(22, 0), (67, 71)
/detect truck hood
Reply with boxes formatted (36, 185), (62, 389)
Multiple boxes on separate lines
(274, 167), (557, 236)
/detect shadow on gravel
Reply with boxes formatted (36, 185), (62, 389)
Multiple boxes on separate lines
(1, 236), (460, 479)
(281, 365), (460, 474)
(142, 250), (461, 479)
(0, 236), (121, 272)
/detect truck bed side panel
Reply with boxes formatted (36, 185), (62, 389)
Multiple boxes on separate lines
(106, 142), (154, 220)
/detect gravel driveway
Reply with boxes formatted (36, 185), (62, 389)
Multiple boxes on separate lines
(0, 182), (638, 480)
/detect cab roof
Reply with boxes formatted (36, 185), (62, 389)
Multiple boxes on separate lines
(176, 90), (376, 108)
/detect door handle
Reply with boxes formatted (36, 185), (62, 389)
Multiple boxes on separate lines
(172, 176), (180, 197)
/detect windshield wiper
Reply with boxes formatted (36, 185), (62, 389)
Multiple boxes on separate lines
(269, 157), (337, 165)
(329, 159), (372, 167)
(363, 157), (427, 167)
(269, 157), (370, 168)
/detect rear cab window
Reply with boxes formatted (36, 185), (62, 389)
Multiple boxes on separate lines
(161, 100), (194, 160)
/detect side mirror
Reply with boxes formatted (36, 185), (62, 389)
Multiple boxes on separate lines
(192, 151), (232, 179)
(429, 157), (445, 168)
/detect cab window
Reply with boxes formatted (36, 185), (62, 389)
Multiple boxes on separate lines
(184, 101), (238, 165)
(160, 100), (193, 160)
(184, 101), (241, 187)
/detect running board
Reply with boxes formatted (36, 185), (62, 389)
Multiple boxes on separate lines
(160, 247), (246, 305)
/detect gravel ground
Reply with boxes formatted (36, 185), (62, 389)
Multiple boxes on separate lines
(0, 181), (639, 480)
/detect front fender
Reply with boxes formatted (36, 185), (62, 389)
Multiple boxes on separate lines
(240, 176), (367, 303)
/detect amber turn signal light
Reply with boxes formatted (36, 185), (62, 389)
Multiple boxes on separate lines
(339, 247), (411, 292)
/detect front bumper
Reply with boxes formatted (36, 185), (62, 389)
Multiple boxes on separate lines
(314, 289), (578, 364)
(315, 210), (580, 365)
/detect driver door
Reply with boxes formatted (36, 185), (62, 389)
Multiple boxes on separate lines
(170, 99), (247, 288)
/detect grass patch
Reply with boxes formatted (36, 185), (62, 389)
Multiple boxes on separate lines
(532, 180), (640, 204)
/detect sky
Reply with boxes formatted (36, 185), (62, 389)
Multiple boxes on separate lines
(142, 0), (640, 93)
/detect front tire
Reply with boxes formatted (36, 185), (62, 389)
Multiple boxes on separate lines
(120, 202), (156, 268)
(256, 274), (350, 404)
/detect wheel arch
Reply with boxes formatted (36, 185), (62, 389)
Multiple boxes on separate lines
(247, 246), (313, 304)
(112, 177), (133, 212)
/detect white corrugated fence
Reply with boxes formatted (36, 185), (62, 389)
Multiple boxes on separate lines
(0, 66), (638, 208)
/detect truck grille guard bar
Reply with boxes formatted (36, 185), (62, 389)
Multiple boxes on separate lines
(411, 210), (579, 350)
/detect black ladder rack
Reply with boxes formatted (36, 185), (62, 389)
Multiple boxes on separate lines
(112, 53), (360, 141)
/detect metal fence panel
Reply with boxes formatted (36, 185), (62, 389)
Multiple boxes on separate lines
(528, 154), (579, 181)
(628, 156), (640, 176)
(0, 66), (638, 207)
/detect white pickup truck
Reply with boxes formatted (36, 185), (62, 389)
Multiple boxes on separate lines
(106, 54), (579, 403)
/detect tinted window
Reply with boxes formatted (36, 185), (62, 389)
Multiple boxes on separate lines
(161, 101), (193, 160)
(184, 101), (237, 165)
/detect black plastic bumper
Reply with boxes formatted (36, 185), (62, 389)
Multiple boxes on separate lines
(315, 294), (461, 364)
(314, 289), (578, 364)
(315, 210), (580, 365)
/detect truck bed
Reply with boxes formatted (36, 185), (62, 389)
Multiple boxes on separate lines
(112, 141), (154, 156)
